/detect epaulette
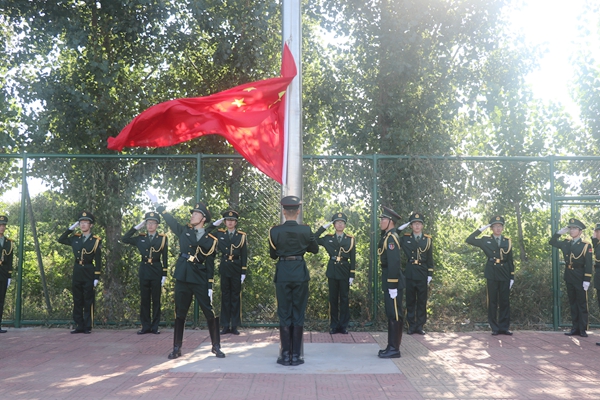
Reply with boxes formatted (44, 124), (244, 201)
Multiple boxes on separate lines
(93, 235), (102, 240)
(208, 233), (218, 240)
(404, 233), (411, 236)
(158, 233), (166, 237)
(237, 230), (246, 235)
(74, 233), (82, 237)
(424, 234), (432, 238)
(138, 233), (147, 236)
(504, 236), (510, 240)
(187, 224), (193, 228)
(345, 234), (354, 238)
(482, 235), (491, 239)
(324, 233), (335, 237)
(5, 237), (12, 242)
(218, 228), (226, 233)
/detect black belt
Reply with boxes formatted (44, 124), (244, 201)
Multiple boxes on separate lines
(142, 257), (157, 264)
(279, 256), (303, 261)
(567, 264), (584, 270)
(331, 256), (349, 262)
(77, 260), (92, 266)
(180, 253), (203, 264)
(222, 255), (240, 261)
(409, 260), (422, 266)
(488, 258), (505, 264)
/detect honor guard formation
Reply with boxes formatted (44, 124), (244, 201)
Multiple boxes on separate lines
(3, 192), (600, 363)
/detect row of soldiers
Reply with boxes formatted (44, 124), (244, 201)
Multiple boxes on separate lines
(1, 201), (600, 362)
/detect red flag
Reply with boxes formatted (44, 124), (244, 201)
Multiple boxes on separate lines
(107, 44), (297, 184)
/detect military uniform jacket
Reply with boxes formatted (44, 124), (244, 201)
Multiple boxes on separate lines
(378, 229), (405, 290)
(214, 228), (248, 278)
(550, 234), (593, 285)
(315, 226), (356, 280)
(592, 238), (600, 289)
(400, 233), (434, 281)
(58, 229), (102, 282)
(0, 236), (15, 280)
(466, 230), (514, 281)
(269, 220), (319, 283)
(160, 211), (217, 287)
(122, 228), (168, 281)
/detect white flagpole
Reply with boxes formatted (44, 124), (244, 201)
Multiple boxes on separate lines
(282, 0), (303, 222)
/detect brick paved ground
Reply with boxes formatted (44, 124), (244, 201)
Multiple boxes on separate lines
(1, 327), (600, 399)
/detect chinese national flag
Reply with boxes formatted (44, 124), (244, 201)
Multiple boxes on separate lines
(107, 44), (297, 184)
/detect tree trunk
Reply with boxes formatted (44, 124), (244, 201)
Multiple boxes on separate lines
(515, 201), (528, 262)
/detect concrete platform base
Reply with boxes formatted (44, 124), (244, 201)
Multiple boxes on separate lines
(172, 342), (401, 374)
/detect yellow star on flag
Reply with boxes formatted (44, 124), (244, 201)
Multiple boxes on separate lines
(232, 98), (246, 107)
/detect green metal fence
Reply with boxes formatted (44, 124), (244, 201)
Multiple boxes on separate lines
(1, 153), (599, 331)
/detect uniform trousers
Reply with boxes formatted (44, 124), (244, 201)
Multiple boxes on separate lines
(566, 280), (588, 333)
(0, 277), (7, 325)
(174, 275), (215, 321)
(72, 275), (94, 330)
(220, 274), (241, 327)
(405, 278), (427, 330)
(140, 276), (162, 331)
(328, 278), (349, 329)
(276, 280), (309, 326)
(486, 279), (510, 332)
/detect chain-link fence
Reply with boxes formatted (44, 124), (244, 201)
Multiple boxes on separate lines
(1, 154), (600, 331)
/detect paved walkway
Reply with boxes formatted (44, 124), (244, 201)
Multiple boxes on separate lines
(1, 327), (600, 399)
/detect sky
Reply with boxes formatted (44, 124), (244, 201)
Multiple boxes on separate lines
(2, 0), (600, 203)
(511, 0), (600, 117)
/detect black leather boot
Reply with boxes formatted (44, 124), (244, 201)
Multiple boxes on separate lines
(168, 318), (185, 359)
(208, 317), (226, 358)
(291, 325), (304, 365)
(378, 319), (392, 356)
(277, 326), (291, 365)
(379, 319), (401, 359)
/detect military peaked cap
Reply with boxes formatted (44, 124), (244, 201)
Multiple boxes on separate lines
(595, 223), (600, 231)
(409, 212), (424, 224)
(379, 206), (401, 222)
(78, 211), (95, 224)
(567, 218), (585, 230)
(489, 215), (505, 226)
(190, 202), (211, 224)
(0, 215), (7, 225)
(144, 211), (160, 223)
(331, 212), (348, 223)
(281, 195), (302, 209)
(222, 210), (239, 220)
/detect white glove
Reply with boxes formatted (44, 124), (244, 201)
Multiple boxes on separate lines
(322, 222), (332, 229)
(397, 222), (410, 231)
(7, 278), (10, 288)
(427, 276), (432, 285)
(349, 277), (354, 286)
(388, 288), (398, 299)
(478, 224), (491, 232)
(134, 221), (145, 230)
(208, 289), (213, 302)
(93, 279), (98, 288)
(583, 281), (590, 291)
(213, 218), (224, 226)
(241, 274), (246, 283)
(510, 279), (514, 289)
(557, 226), (569, 235)
(145, 190), (158, 204)
(69, 221), (80, 230)
(161, 276), (166, 286)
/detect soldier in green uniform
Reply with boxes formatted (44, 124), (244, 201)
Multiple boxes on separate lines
(377, 206), (405, 359)
(593, 224), (600, 310)
(58, 211), (102, 334)
(0, 215), (15, 333)
(269, 196), (319, 366)
(122, 211), (168, 335)
(208, 210), (248, 335)
(466, 216), (514, 336)
(315, 212), (356, 334)
(550, 218), (593, 337)
(149, 193), (225, 359)
(398, 212), (434, 335)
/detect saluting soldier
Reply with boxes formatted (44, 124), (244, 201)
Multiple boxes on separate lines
(377, 206), (405, 359)
(208, 210), (248, 335)
(398, 212), (434, 335)
(0, 215), (15, 333)
(315, 212), (356, 334)
(122, 211), (168, 335)
(592, 224), (600, 310)
(269, 196), (319, 366)
(148, 192), (225, 359)
(550, 218), (593, 337)
(466, 216), (515, 336)
(58, 211), (102, 334)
